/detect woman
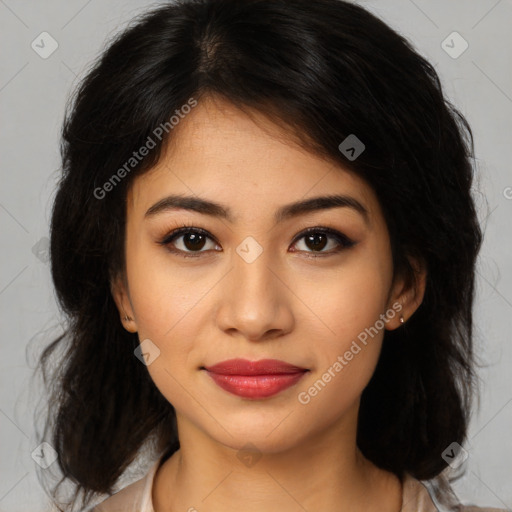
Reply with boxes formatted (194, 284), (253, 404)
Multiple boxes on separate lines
(36, 0), (508, 511)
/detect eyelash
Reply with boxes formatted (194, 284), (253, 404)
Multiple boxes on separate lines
(158, 222), (356, 259)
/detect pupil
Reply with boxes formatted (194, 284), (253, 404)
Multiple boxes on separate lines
(184, 233), (205, 251)
(307, 233), (327, 251)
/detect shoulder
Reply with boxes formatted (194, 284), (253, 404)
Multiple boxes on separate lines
(402, 472), (509, 512)
(459, 508), (510, 512)
(89, 476), (148, 512)
(88, 458), (161, 512)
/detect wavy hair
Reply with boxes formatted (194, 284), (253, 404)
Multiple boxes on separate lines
(35, 0), (484, 509)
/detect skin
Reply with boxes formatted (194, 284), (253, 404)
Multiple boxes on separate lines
(112, 95), (427, 512)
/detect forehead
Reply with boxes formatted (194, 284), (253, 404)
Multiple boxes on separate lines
(126, 97), (379, 224)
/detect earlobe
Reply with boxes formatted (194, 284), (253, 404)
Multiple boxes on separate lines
(110, 275), (138, 333)
(386, 256), (427, 331)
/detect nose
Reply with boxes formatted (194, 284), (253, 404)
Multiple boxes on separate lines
(214, 245), (295, 342)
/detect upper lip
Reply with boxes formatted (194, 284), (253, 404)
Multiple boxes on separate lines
(203, 358), (307, 375)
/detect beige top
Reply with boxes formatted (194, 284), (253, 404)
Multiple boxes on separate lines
(90, 454), (508, 512)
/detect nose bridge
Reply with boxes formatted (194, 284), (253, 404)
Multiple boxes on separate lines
(231, 239), (279, 307)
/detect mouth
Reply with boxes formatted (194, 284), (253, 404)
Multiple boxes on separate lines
(202, 358), (309, 399)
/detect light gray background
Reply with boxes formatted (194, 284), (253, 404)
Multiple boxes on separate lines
(1, 1), (511, 511)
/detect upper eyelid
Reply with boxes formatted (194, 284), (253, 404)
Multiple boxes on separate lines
(161, 225), (353, 249)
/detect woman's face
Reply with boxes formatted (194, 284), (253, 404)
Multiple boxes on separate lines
(113, 96), (423, 454)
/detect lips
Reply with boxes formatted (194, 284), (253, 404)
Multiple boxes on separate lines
(203, 358), (308, 399)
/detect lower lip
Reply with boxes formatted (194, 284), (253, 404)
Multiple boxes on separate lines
(205, 371), (307, 399)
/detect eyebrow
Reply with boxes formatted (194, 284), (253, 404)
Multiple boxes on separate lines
(145, 193), (370, 226)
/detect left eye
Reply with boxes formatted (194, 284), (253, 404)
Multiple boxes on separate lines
(159, 226), (355, 257)
(290, 227), (356, 256)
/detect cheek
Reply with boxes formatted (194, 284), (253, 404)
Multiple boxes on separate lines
(296, 249), (390, 395)
(125, 253), (200, 407)
(125, 243), (207, 339)
(297, 294), (386, 422)
(302, 252), (391, 346)
(124, 246), (216, 404)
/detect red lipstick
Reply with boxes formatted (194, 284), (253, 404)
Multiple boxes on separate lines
(203, 359), (308, 399)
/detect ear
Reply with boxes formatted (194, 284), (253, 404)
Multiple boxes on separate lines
(110, 273), (138, 333)
(385, 255), (427, 330)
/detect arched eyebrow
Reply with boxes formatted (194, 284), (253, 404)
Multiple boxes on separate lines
(145, 194), (370, 227)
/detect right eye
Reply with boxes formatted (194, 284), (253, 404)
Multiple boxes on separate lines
(159, 226), (221, 258)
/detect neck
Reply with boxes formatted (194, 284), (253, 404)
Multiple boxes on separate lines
(152, 409), (402, 512)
